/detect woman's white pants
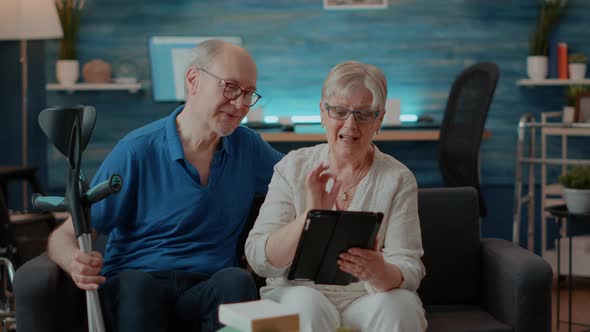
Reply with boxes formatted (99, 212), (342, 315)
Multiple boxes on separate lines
(263, 286), (427, 332)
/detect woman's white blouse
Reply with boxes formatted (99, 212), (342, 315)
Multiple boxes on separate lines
(245, 143), (425, 310)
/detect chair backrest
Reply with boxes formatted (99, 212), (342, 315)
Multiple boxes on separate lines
(437, 62), (499, 218)
(0, 167), (53, 268)
(417, 187), (481, 306)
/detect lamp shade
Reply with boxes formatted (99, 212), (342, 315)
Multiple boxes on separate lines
(0, 0), (63, 40)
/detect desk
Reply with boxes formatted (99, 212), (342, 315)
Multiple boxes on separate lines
(545, 205), (590, 332)
(261, 130), (492, 143)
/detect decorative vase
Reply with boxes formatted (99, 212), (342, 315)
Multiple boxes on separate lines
(82, 59), (113, 83)
(563, 188), (590, 214)
(527, 56), (548, 80)
(563, 106), (575, 123)
(569, 63), (587, 80)
(56, 60), (80, 85)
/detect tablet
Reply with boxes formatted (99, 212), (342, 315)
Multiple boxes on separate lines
(288, 209), (384, 285)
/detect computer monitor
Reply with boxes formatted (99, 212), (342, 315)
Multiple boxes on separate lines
(148, 36), (242, 102)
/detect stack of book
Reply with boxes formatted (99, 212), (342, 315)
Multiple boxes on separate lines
(218, 299), (300, 332)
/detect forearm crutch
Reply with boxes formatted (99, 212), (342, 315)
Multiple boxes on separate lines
(31, 105), (122, 332)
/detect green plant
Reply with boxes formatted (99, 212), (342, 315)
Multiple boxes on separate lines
(565, 85), (589, 106)
(569, 53), (588, 64)
(335, 328), (354, 332)
(559, 166), (590, 189)
(529, 0), (566, 56)
(55, 0), (84, 60)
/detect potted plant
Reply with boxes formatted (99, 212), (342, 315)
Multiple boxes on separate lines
(563, 85), (589, 122)
(528, 0), (565, 80)
(569, 53), (587, 80)
(559, 166), (590, 214)
(55, 0), (84, 85)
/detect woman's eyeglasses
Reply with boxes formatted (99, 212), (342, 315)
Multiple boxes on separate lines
(324, 103), (381, 123)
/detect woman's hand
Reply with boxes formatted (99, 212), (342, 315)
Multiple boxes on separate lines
(305, 163), (341, 211)
(70, 250), (106, 291)
(338, 239), (404, 291)
(338, 247), (386, 283)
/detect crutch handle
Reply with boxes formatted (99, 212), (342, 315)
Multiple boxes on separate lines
(31, 194), (66, 212)
(84, 174), (123, 204)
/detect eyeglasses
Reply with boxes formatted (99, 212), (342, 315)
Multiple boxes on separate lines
(197, 68), (262, 107)
(324, 103), (381, 123)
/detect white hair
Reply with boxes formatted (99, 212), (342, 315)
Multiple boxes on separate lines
(321, 61), (388, 111)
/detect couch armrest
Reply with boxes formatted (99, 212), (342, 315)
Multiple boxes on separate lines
(481, 238), (552, 332)
(14, 253), (86, 332)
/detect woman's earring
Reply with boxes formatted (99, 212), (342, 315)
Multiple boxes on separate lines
(321, 122), (325, 128)
(375, 129), (380, 135)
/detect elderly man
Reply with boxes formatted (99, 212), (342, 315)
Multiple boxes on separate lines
(47, 40), (283, 332)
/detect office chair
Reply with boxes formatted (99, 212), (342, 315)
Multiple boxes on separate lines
(0, 167), (55, 268)
(0, 167), (55, 332)
(437, 62), (500, 218)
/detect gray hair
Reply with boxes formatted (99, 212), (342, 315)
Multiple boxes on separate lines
(321, 61), (388, 111)
(184, 39), (227, 95)
(187, 39), (227, 70)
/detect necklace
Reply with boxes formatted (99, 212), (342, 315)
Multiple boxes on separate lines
(328, 153), (371, 203)
(339, 171), (365, 201)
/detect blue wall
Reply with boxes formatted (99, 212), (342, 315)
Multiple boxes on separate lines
(2, 0), (590, 245)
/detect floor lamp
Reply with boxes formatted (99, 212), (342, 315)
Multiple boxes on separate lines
(0, 0), (63, 208)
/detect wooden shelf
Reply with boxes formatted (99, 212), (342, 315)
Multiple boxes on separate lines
(542, 126), (590, 136)
(261, 130), (491, 143)
(46, 82), (144, 93)
(544, 183), (564, 196)
(516, 78), (590, 86)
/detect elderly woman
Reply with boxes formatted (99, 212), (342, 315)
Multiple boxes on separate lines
(245, 61), (426, 332)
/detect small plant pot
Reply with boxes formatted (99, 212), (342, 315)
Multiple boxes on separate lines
(569, 63), (587, 80)
(56, 59), (79, 85)
(527, 56), (548, 80)
(563, 106), (575, 123)
(563, 188), (590, 214)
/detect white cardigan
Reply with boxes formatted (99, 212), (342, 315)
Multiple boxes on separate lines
(245, 143), (425, 311)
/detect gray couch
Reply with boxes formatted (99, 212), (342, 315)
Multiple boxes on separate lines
(14, 187), (552, 332)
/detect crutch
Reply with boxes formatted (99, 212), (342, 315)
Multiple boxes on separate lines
(31, 105), (122, 332)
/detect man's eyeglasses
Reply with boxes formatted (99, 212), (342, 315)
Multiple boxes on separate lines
(197, 68), (261, 107)
(324, 103), (381, 123)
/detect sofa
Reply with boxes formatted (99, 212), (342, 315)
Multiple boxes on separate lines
(14, 187), (552, 332)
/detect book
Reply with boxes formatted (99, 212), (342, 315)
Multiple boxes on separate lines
(218, 299), (300, 332)
(548, 36), (559, 78)
(217, 327), (242, 332)
(288, 209), (384, 285)
(558, 42), (569, 79)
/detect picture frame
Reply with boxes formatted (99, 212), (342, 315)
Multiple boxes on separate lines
(324, 0), (388, 10)
(147, 36), (242, 102)
(575, 91), (590, 123)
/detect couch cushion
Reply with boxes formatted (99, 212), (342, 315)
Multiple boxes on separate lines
(426, 305), (512, 332)
(417, 187), (481, 306)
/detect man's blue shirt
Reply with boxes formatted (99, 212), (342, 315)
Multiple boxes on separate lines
(90, 106), (283, 278)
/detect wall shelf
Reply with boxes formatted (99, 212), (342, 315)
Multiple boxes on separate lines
(516, 79), (590, 86)
(46, 82), (144, 93)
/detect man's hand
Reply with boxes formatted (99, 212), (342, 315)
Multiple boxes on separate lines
(70, 250), (106, 290)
